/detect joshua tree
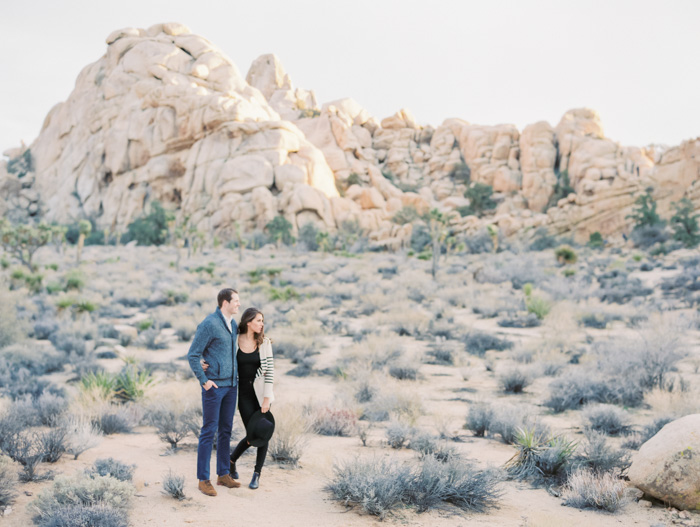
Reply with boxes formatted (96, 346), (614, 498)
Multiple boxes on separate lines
(76, 219), (91, 264)
(0, 219), (65, 272)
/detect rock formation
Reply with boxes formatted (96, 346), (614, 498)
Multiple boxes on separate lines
(1, 23), (699, 247)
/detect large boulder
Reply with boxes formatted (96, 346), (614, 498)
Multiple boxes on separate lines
(628, 414), (700, 510)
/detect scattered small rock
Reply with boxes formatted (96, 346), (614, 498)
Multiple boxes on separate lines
(24, 491), (32, 496)
(624, 486), (644, 501)
(638, 499), (652, 508)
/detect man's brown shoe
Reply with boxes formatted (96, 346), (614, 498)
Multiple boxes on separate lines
(217, 474), (241, 488)
(198, 480), (217, 496)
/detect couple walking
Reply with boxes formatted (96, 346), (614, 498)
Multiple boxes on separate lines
(187, 288), (275, 496)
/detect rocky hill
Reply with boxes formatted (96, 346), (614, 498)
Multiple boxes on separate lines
(2, 22), (699, 246)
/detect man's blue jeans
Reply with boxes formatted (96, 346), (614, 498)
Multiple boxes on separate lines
(197, 384), (237, 481)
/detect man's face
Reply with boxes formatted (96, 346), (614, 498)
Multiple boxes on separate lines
(222, 293), (240, 317)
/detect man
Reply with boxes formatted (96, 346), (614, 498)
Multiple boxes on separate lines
(187, 288), (241, 496)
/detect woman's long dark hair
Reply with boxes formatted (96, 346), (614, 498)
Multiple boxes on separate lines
(238, 307), (264, 346)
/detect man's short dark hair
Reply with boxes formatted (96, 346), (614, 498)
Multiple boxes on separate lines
(217, 288), (238, 308)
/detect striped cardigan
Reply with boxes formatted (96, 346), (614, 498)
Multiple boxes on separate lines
(253, 337), (274, 406)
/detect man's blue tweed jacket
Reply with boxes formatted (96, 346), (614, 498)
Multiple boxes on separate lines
(187, 307), (238, 387)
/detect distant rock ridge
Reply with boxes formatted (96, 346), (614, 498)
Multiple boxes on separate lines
(1, 22), (699, 247)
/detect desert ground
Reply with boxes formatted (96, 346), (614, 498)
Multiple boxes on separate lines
(1, 239), (699, 526)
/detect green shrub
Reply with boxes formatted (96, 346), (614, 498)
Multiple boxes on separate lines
(555, 245), (577, 264)
(459, 183), (496, 217)
(526, 295), (551, 320)
(298, 223), (320, 251)
(121, 201), (173, 246)
(269, 286), (300, 302)
(114, 366), (154, 403)
(546, 169), (575, 210)
(392, 205), (421, 225)
(588, 231), (604, 248)
(65, 270), (85, 291)
(137, 319), (153, 331)
(670, 197), (700, 248)
(0, 455), (18, 507)
(265, 215), (295, 246)
(627, 187), (663, 230)
(448, 161), (471, 185)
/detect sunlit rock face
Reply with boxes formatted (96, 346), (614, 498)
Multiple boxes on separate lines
(3, 23), (699, 246)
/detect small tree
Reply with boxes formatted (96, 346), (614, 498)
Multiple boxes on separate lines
(459, 183), (496, 217)
(76, 220), (91, 264)
(670, 198), (700, 248)
(588, 231), (604, 249)
(266, 215), (295, 247)
(627, 187), (663, 230)
(546, 169), (575, 210)
(448, 161), (471, 187)
(0, 219), (64, 272)
(123, 201), (173, 246)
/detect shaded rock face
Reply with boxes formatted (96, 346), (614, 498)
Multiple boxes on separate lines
(628, 414), (700, 511)
(1, 23), (699, 246)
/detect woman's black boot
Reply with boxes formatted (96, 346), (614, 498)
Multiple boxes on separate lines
(229, 460), (239, 480)
(249, 471), (260, 489)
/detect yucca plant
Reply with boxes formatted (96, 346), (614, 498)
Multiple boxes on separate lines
(504, 427), (548, 480)
(505, 428), (577, 482)
(80, 371), (116, 401)
(114, 366), (154, 403)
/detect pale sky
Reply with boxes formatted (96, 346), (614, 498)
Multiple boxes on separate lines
(1, 0), (699, 154)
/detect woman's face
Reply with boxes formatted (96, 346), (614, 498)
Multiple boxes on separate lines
(248, 313), (264, 334)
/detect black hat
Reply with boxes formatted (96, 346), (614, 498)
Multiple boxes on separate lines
(246, 410), (275, 447)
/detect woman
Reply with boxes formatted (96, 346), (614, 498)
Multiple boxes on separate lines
(223, 307), (275, 489)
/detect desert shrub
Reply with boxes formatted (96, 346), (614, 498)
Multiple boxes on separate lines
(465, 403), (494, 437)
(461, 182), (496, 217)
(407, 455), (502, 513)
(174, 324), (195, 342)
(0, 455), (18, 507)
(499, 368), (532, 394)
(579, 313), (613, 329)
(361, 389), (423, 423)
(489, 406), (543, 445)
(409, 433), (458, 462)
(544, 370), (644, 412)
(37, 427), (68, 463)
(0, 343), (66, 377)
(30, 473), (134, 518)
(464, 228), (495, 254)
(385, 420), (414, 449)
(147, 406), (192, 449)
(388, 365), (420, 380)
(528, 228), (558, 251)
(33, 319), (60, 340)
(562, 468), (625, 512)
(640, 416), (673, 443)
(630, 225), (669, 249)
(571, 430), (631, 475)
(463, 331), (512, 356)
(89, 458), (135, 482)
(582, 404), (630, 436)
(162, 470), (186, 500)
(34, 504), (128, 527)
(311, 407), (357, 436)
(425, 345), (454, 365)
(326, 457), (411, 519)
(353, 377), (378, 403)
(64, 416), (101, 460)
(410, 223), (431, 252)
(36, 392), (69, 426)
(588, 231), (605, 248)
(268, 404), (308, 466)
(93, 407), (137, 435)
(137, 328), (169, 350)
(498, 313), (541, 328)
